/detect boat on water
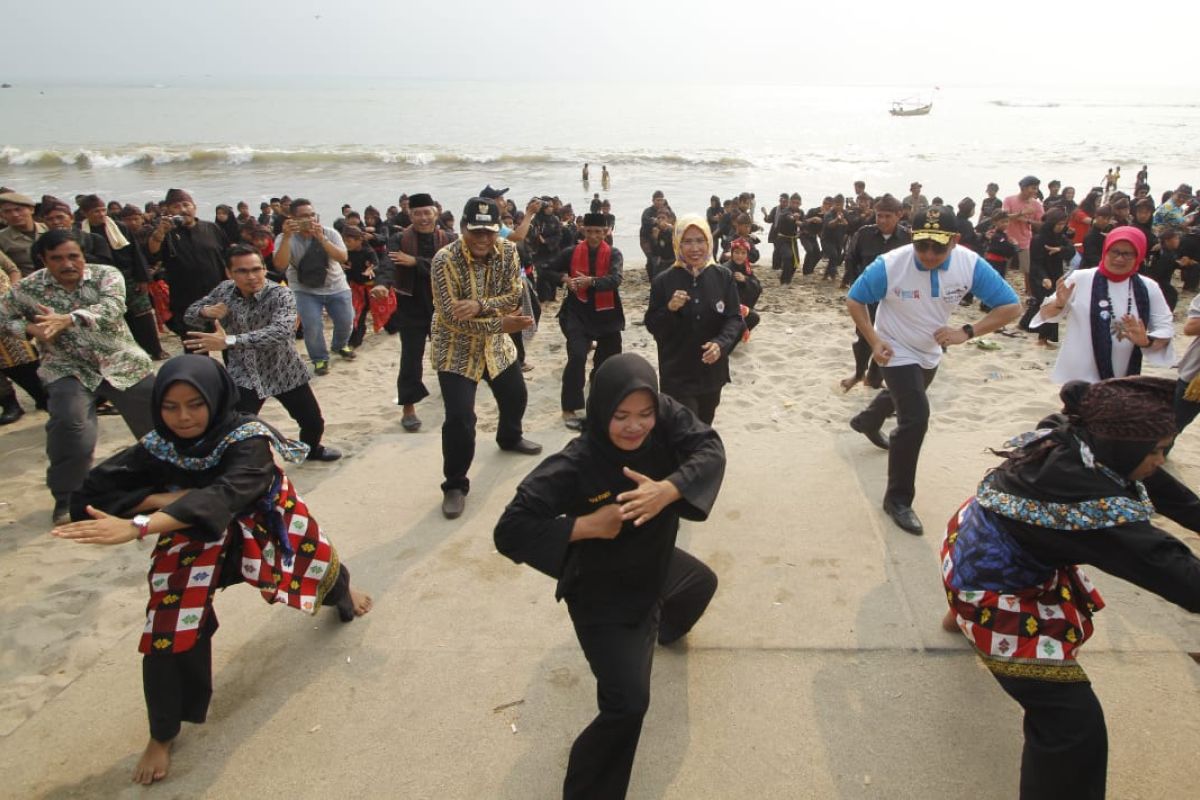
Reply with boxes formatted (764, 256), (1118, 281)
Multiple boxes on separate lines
(889, 101), (931, 117)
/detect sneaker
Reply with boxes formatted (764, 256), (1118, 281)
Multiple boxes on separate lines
(334, 347), (356, 360)
(313, 360), (330, 376)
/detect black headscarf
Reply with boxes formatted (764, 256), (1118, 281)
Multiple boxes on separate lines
(990, 376), (1176, 502)
(584, 353), (662, 471)
(150, 355), (255, 458)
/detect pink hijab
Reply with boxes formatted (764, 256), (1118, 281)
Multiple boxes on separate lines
(1097, 225), (1147, 282)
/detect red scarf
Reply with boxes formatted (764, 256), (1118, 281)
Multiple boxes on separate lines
(571, 241), (615, 311)
(1096, 225), (1147, 283)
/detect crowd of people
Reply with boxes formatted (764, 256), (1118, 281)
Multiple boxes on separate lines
(3, 168), (1200, 797)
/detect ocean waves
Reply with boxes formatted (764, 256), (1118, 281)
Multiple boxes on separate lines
(0, 145), (756, 171)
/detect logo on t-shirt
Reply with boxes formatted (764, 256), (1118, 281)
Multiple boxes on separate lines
(893, 288), (921, 300)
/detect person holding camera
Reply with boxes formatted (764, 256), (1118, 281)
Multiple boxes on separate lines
(147, 188), (228, 338)
(272, 199), (352, 375)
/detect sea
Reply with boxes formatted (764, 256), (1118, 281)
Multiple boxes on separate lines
(2, 82), (1197, 253)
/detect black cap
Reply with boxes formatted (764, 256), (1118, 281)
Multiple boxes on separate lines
(582, 213), (607, 227)
(462, 197), (501, 232)
(910, 205), (959, 244)
(479, 185), (508, 200)
(1177, 183), (1193, 198)
(408, 193), (436, 209)
(1019, 175), (1040, 188)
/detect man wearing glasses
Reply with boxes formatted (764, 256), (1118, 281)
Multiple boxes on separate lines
(846, 206), (1019, 535)
(183, 244), (341, 462)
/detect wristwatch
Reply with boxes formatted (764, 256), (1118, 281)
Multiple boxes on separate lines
(224, 334), (238, 348)
(132, 514), (152, 540)
(961, 323), (975, 340)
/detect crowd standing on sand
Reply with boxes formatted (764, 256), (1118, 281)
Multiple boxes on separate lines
(2, 166), (1200, 797)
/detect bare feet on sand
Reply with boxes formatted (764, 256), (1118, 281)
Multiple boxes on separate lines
(941, 609), (959, 633)
(350, 588), (373, 617)
(133, 738), (172, 784)
(839, 375), (861, 392)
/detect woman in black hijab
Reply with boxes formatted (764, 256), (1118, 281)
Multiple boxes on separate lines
(495, 353), (726, 800)
(52, 355), (371, 785)
(214, 204), (241, 246)
(941, 376), (1200, 799)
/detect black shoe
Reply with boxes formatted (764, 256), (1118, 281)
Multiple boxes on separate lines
(401, 414), (422, 432)
(51, 500), (70, 526)
(307, 446), (342, 462)
(849, 416), (890, 450)
(882, 499), (924, 535)
(500, 438), (543, 455)
(0, 401), (24, 425)
(563, 416), (584, 431)
(442, 489), (466, 519)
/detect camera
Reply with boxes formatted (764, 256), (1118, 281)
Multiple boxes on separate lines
(170, 215), (187, 228)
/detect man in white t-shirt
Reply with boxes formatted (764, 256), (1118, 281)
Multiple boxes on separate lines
(846, 206), (1021, 534)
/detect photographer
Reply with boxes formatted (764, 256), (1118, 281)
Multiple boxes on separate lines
(648, 209), (676, 281)
(147, 188), (228, 338)
(272, 199), (352, 375)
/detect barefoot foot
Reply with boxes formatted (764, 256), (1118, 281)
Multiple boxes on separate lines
(839, 375), (861, 393)
(132, 737), (172, 784)
(941, 609), (959, 633)
(351, 588), (373, 617)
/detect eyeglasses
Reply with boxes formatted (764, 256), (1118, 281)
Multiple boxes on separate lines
(914, 239), (949, 255)
(231, 267), (266, 276)
(1107, 248), (1138, 261)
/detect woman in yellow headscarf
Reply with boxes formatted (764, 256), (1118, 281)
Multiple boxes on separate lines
(643, 215), (745, 425)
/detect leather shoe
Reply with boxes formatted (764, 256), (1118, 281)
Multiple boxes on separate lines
(850, 416), (890, 450)
(0, 402), (24, 425)
(501, 438), (543, 456)
(882, 499), (924, 535)
(442, 489), (466, 519)
(308, 446), (342, 462)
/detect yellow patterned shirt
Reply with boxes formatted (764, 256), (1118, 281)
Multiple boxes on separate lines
(430, 239), (523, 381)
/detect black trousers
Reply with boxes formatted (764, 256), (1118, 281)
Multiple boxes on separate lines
(562, 329), (622, 412)
(993, 675), (1107, 800)
(1, 360), (47, 408)
(663, 385), (722, 426)
(778, 237), (798, 284)
(437, 363), (527, 493)
(800, 235), (822, 275)
(852, 363), (937, 506)
(126, 310), (165, 358)
(349, 295), (371, 348)
(396, 326), (431, 406)
(1019, 288), (1059, 342)
(235, 382), (327, 456)
(850, 303), (882, 387)
(143, 550), (352, 743)
(821, 238), (845, 279)
(564, 549), (717, 800)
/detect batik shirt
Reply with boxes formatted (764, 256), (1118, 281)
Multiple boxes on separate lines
(184, 280), (310, 399)
(0, 265), (152, 390)
(429, 238), (523, 381)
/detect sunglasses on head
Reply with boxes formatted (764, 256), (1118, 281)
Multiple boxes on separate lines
(914, 239), (950, 255)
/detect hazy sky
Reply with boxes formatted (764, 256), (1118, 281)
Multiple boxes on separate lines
(4, 0), (1199, 89)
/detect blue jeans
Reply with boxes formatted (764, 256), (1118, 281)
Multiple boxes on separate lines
(293, 289), (353, 362)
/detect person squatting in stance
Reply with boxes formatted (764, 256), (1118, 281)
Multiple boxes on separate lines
(495, 353), (725, 800)
(51, 355), (371, 784)
(941, 376), (1200, 800)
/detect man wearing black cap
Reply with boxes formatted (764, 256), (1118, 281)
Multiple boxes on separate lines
(545, 213), (626, 429)
(430, 197), (539, 519)
(1002, 176), (1045, 298)
(148, 189), (229, 336)
(478, 185), (538, 243)
(902, 182), (928, 221)
(846, 206), (1020, 534)
(374, 192), (457, 431)
(639, 191), (667, 265)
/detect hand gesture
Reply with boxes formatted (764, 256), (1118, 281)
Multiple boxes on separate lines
(184, 319), (229, 353)
(1054, 276), (1074, 307)
(667, 289), (690, 312)
(525, 198), (543, 217)
(32, 304), (74, 339)
(282, 218), (300, 235)
(500, 313), (534, 333)
(701, 341), (721, 364)
(451, 299), (481, 321)
(370, 285), (390, 300)
(51, 505), (137, 545)
(934, 325), (969, 348)
(616, 467), (681, 527)
(391, 250), (417, 267)
(871, 339), (894, 366)
(202, 302), (228, 320)
(576, 503), (623, 540)
(310, 224), (326, 242)
(1117, 314), (1149, 346)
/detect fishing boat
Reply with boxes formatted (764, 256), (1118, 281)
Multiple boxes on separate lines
(889, 88), (938, 117)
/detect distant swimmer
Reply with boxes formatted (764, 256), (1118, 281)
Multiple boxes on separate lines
(582, 163), (589, 183)
(601, 165), (610, 189)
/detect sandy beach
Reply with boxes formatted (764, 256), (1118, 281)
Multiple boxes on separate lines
(1, 265), (1198, 798)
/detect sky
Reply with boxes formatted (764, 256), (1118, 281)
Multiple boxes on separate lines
(3, 0), (1199, 89)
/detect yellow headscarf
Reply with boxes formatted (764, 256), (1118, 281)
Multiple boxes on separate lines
(671, 214), (716, 269)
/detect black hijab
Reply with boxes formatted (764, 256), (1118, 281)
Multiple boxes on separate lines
(151, 355), (255, 458)
(584, 353), (663, 472)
